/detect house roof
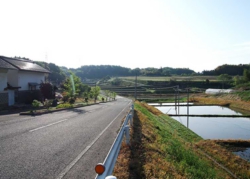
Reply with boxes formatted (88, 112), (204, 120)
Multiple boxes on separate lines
(0, 56), (50, 73)
(0, 58), (17, 70)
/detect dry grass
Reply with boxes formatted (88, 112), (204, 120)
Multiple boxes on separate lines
(196, 140), (250, 179)
(114, 108), (185, 179)
(113, 101), (235, 179)
(139, 101), (163, 116)
(214, 139), (250, 151)
(190, 94), (250, 112)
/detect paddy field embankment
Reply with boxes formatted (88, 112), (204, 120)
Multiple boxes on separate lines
(113, 100), (250, 179)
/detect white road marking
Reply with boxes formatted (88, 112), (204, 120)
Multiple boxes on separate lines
(56, 101), (132, 179)
(29, 119), (68, 132)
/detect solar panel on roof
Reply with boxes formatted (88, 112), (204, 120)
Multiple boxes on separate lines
(0, 56), (50, 73)
(0, 57), (18, 70)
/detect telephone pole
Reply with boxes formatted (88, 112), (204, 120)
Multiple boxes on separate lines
(134, 72), (137, 100)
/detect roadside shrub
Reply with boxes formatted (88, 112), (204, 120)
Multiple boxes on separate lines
(32, 100), (41, 108)
(44, 99), (53, 109)
(56, 103), (73, 109)
(31, 99), (41, 113)
(84, 97), (88, 103)
(40, 82), (55, 99)
(62, 95), (69, 103)
(69, 97), (76, 104)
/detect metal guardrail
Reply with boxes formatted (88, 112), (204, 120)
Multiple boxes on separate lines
(95, 104), (134, 179)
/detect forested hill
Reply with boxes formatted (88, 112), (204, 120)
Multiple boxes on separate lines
(70, 65), (132, 79)
(202, 64), (250, 76)
(34, 60), (250, 83)
(35, 61), (67, 84)
(69, 65), (195, 79)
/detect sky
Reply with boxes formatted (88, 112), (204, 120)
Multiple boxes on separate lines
(0, 0), (250, 72)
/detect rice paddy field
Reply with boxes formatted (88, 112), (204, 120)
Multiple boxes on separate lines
(118, 75), (220, 82)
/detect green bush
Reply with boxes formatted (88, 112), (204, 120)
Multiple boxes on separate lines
(56, 103), (73, 109)
(44, 99), (53, 109)
(62, 95), (69, 103)
(32, 100), (41, 108)
(69, 97), (76, 104)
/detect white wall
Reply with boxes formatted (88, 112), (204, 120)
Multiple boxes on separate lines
(7, 70), (18, 87)
(18, 71), (45, 90)
(0, 69), (8, 91)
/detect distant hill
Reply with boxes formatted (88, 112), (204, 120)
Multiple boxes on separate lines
(202, 64), (250, 76)
(34, 61), (67, 85)
(32, 60), (250, 83)
(69, 65), (195, 79)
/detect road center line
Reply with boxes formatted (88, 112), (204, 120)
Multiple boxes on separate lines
(29, 119), (68, 132)
(56, 100), (132, 179)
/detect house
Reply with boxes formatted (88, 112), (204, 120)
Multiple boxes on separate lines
(0, 56), (50, 106)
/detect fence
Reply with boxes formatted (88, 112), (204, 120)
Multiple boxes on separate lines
(95, 104), (134, 179)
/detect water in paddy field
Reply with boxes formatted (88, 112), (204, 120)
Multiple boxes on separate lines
(152, 104), (250, 161)
(233, 148), (250, 162)
(155, 105), (242, 115)
(172, 116), (250, 140)
(152, 105), (250, 139)
(154, 103), (250, 162)
(148, 102), (193, 106)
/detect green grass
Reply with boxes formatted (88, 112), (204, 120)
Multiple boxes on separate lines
(56, 103), (73, 109)
(234, 91), (250, 101)
(133, 102), (229, 178)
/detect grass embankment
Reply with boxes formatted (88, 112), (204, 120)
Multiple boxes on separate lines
(190, 93), (250, 113)
(113, 101), (250, 178)
(142, 97), (187, 103)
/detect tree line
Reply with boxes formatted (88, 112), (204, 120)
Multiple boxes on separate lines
(202, 64), (250, 76)
(34, 61), (250, 84)
(69, 65), (196, 79)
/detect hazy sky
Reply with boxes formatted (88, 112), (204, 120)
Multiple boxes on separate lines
(0, 0), (250, 72)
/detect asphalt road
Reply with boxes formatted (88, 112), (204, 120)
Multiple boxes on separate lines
(0, 96), (132, 179)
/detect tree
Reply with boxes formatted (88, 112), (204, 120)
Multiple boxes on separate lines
(243, 68), (250, 81)
(61, 73), (90, 96)
(112, 92), (117, 100)
(35, 61), (66, 84)
(205, 79), (210, 85)
(233, 75), (245, 85)
(217, 74), (232, 89)
(82, 91), (89, 103)
(90, 86), (101, 103)
(104, 90), (110, 101)
(40, 82), (56, 101)
(111, 78), (122, 86)
(61, 73), (91, 103)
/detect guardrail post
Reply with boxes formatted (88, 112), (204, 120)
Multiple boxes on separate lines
(124, 125), (130, 145)
(131, 104), (134, 119)
(128, 114), (132, 126)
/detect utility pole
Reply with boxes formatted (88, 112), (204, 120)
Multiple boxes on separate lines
(187, 88), (189, 128)
(174, 87), (177, 112)
(134, 72), (137, 100)
(177, 85), (180, 115)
